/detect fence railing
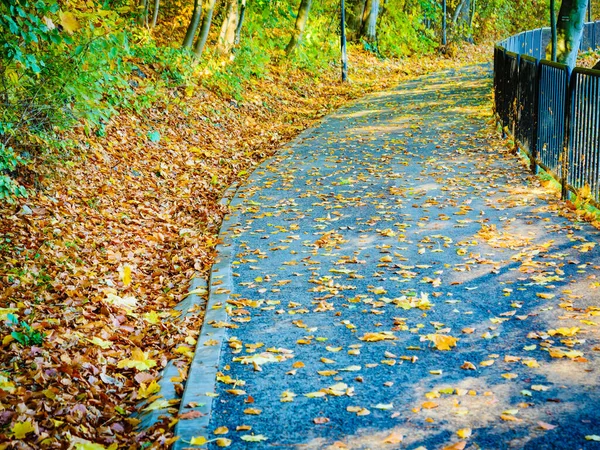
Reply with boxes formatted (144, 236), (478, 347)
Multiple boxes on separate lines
(494, 21), (600, 205)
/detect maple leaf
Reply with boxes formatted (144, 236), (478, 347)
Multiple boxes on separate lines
(548, 327), (579, 337)
(117, 348), (157, 371)
(12, 420), (35, 439)
(59, 11), (79, 33)
(422, 334), (458, 350)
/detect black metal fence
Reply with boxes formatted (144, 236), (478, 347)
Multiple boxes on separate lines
(494, 21), (600, 205)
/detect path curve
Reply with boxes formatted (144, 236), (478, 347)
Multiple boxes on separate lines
(174, 65), (600, 450)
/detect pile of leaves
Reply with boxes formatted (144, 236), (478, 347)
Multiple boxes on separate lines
(0, 44), (489, 447)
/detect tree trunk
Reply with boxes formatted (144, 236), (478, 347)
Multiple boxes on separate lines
(285, 0), (313, 56)
(550, 0), (557, 61)
(452, 0), (465, 24)
(234, 0), (246, 45)
(193, 0), (217, 58)
(182, 0), (203, 48)
(218, 0), (239, 54)
(359, 0), (379, 42)
(349, 0), (367, 40)
(151, 0), (160, 28)
(139, 0), (149, 26)
(546, 0), (588, 68)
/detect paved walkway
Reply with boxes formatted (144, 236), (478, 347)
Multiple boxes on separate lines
(174, 65), (600, 449)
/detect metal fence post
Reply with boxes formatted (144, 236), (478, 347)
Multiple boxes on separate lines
(561, 67), (573, 201)
(530, 59), (541, 174)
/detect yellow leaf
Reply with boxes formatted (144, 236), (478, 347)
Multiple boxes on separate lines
(74, 443), (111, 450)
(536, 293), (555, 299)
(317, 370), (338, 376)
(138, 380), (161, 399)
(189, 436), (208, 445)
(122, 265), (132, 287)
(424, 334), (457, 351)
(0, 373), (15, 393)
(144, 311), (160, 324)
(216, 438), (232, 447)
(214, 427), (229, 435)
(280, 391), (296, 402)
(117, 348), (157, 371)
(87, 337), (112, 349)
(371, 287), (388, 295)
(421, 401), (438, 409)
(12, 420), (35, 439)
(243, 408), (262, 415)
(522, 359), (540, 368)
(142, 398), (170, 411)
(226, 389), (246, 396)
(359, 331), (397, 342)
(501, 373), (518, 379)
(304, 391), (326, 398)
(59, 11), (79, 33)
(479, 360), (495, 367)
(0, 308), (18, 321)
(456, 428), (472, 438)
(326, 346), (342, 352)
(548, 327), (579, 337)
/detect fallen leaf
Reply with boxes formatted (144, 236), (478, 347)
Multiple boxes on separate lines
(456, 428), (472, 439)
(313, 417), (330, 424)
(383, 431), (403, 444)
(423, 334), (458, 351)
(180, 410), (203, 420)
(11, 421), (35, 439)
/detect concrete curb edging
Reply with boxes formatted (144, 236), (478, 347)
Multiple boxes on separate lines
(136, 276), (208, 430)
(171, 182), (240, 449)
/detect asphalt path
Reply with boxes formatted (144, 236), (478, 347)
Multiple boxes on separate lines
(174, 65), (600, 450)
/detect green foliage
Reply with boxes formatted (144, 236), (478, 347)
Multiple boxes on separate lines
(378, 6), (437, 57)
(6, 314), (45, 346)
(0, 144), (28, 202)
(477, 0), (549, 40)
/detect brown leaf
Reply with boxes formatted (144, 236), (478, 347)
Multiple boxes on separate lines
(180, 410), (203, 420)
